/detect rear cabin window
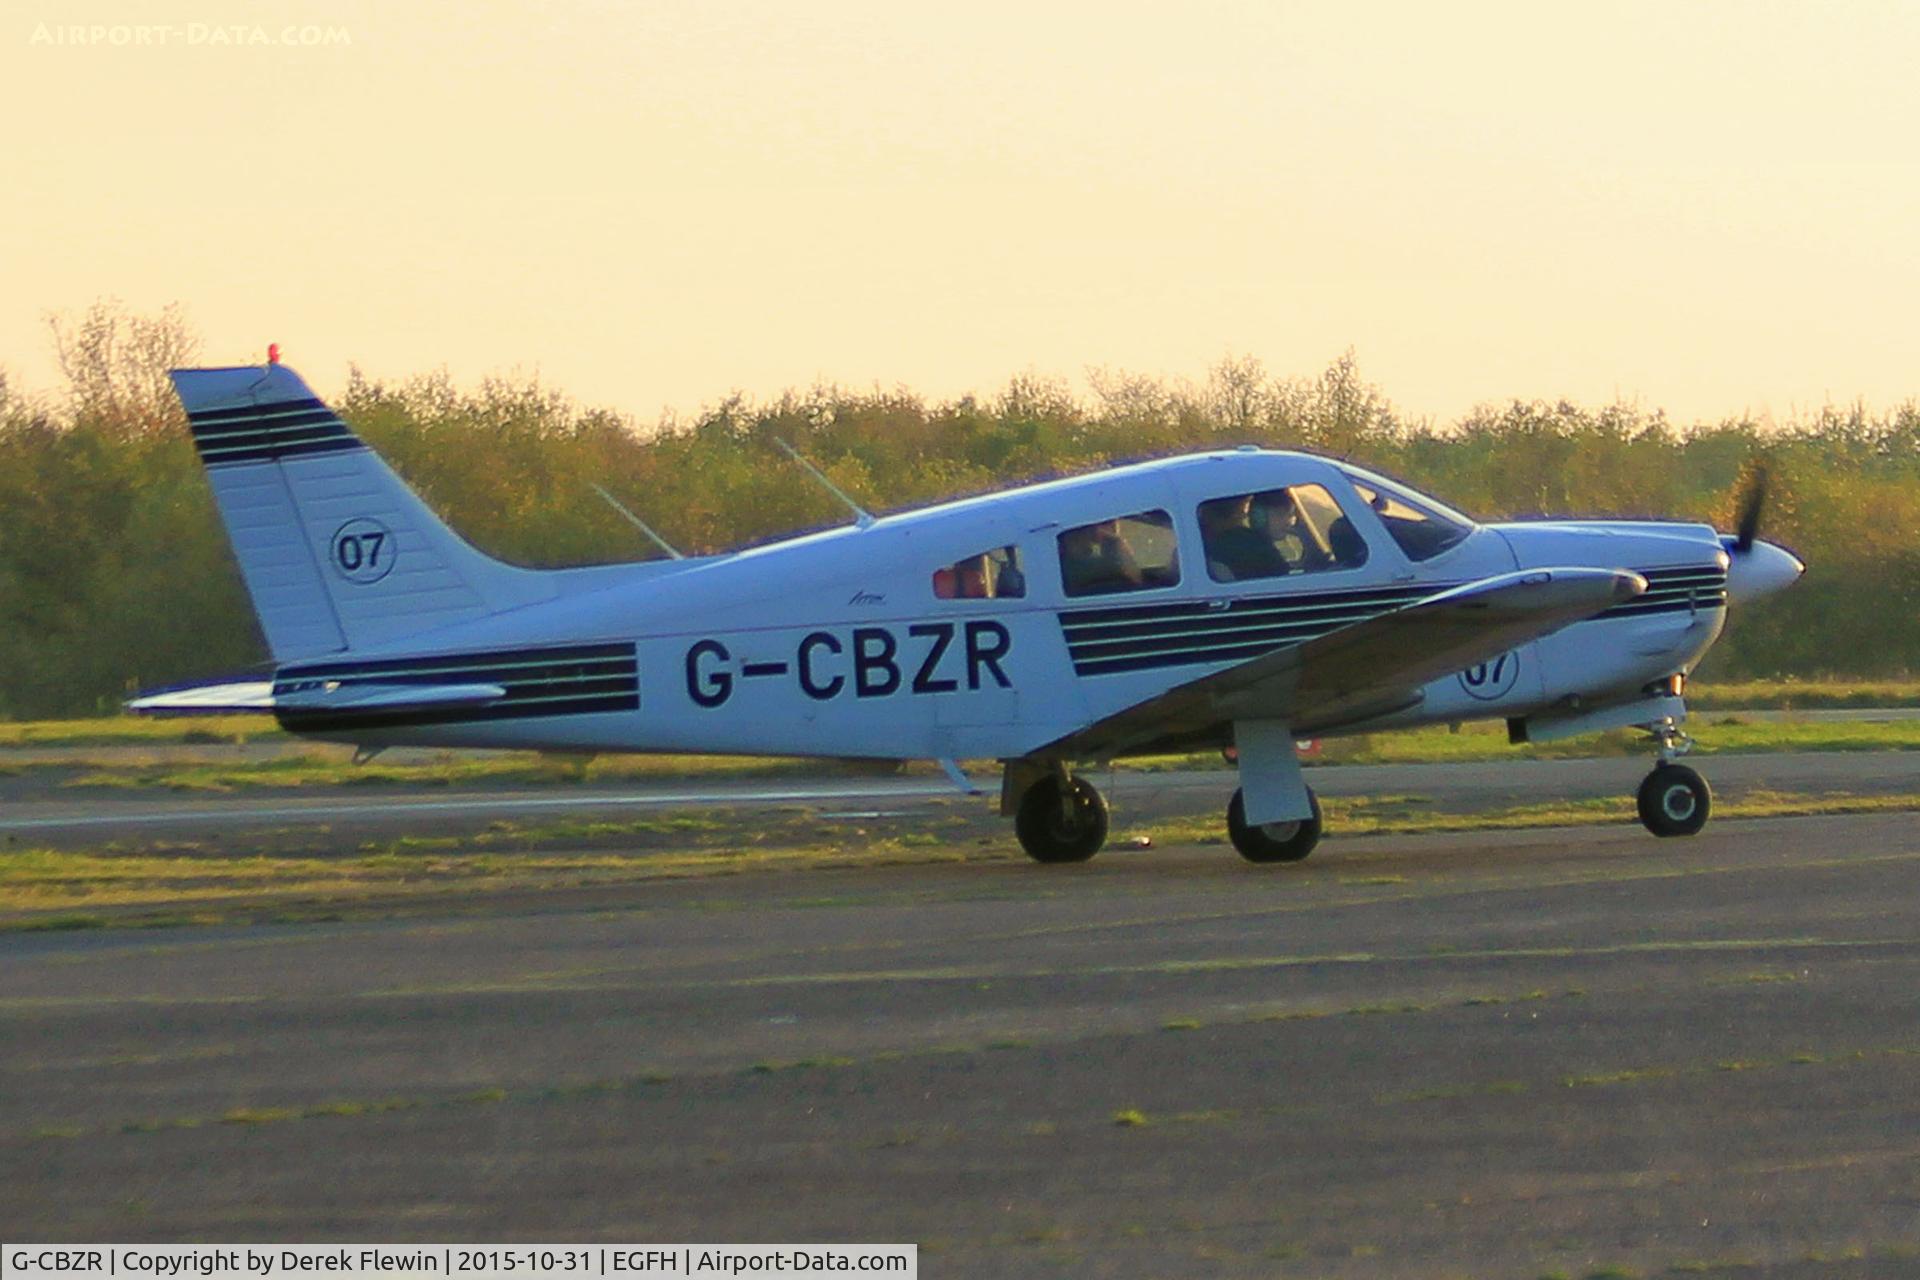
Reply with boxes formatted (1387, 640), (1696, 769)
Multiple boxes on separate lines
(1057, 510), (1181, 597)
(1197, 485), (1367, 582)
(932, 545), (1026, 599)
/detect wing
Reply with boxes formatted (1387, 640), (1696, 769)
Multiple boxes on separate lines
(1040, 567), (1646, 759)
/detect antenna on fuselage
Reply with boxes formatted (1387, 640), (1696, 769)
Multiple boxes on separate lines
(590, 484), (685, 560)
(772, 437), (874, 529)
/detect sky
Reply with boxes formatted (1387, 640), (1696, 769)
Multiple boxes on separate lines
(6, 0), (1919, 426)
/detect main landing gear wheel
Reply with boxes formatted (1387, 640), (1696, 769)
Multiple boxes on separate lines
(1637, 763), (1711, 837)
(1227, 786), (1322, 863)
(1015, 776), (1110, 863)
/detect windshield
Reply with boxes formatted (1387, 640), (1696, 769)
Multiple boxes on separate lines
(1338, 464), (1475, 562)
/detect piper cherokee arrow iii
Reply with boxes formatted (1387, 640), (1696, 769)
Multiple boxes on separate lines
(136, 359), (1804, 864)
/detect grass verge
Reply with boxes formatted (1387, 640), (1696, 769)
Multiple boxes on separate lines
(43, 717), (1920, 792)
(0, 715), (280, 748)
(5, 787), (1918, 928)
(1127, 788), (1920, 847)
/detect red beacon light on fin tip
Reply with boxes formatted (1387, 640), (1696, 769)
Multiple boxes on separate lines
(267, 343), (281, 365)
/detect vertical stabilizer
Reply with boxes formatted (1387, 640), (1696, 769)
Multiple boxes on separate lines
(172, 364), (551, 660)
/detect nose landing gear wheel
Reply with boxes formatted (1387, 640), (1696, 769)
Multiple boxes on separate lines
(1015, 776), (1110, 863)
(1637, 763), (1711, 837)
(1227, 787), (1322, 863)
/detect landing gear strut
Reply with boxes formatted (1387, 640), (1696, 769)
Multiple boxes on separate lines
(1637, 717), (1711, 837)
(1014, 766), (1109, 863)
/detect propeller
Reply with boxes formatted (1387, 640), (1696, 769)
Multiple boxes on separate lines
(1730, 464), (1769, 554)
(1721, 462), (1803, 603)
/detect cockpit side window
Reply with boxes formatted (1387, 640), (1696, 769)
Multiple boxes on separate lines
(1198, 485), (1368, 582)
(932, 545), (1026, 599)
(1057, 509), (1180, 597)
(1340, 466), (1474, 562)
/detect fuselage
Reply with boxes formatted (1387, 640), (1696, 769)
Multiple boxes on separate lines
(272, 449), (1736, 761)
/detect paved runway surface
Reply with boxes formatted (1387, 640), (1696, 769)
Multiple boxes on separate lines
(7, 806), (1920, 1275)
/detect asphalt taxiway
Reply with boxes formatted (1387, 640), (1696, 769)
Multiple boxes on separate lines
(6, 800), (1920, 1274)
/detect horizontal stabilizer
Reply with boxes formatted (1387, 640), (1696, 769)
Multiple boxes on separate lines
(128, 680), (506, 715)
(126, 681), (277, 714)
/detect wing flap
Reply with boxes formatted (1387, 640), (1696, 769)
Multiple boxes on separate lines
(1043, 567), (1646, 759)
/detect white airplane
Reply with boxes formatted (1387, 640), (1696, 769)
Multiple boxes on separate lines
(136, 359), (1804, 864)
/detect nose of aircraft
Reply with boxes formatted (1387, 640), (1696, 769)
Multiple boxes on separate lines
(1724, 538), (1805, 604)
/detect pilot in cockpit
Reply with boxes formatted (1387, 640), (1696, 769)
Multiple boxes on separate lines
(1202, 494), (1289, 581)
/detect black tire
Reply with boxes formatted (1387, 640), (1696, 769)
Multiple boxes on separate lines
(1227, 787), (1322, 863)
(1637, 764), (1711, 837)
(1015, 776), (1110, 863)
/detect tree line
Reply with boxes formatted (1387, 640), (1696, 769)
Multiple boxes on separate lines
(1, 303), (1914, 719)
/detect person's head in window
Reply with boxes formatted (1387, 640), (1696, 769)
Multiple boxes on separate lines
(1201, 493), (1288, 582)
(1060, 518), (1145, 595)
(955, 554), (990, 598)
(1059, 523), (1099, 565)
(934, 545), (1026, 601)
(1201, 494), (1254, 533)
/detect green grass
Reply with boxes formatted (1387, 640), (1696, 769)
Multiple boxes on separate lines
(59, 750), (897, 792)
(8, 786), (1920, 925)
(7, 674), (1919, 786)
(1294, 717), (1920, 767)
(0, 714), (280, 748)
(1127, 787), (1920, 848)
(1665, 1259), (1762, 1274)
(1690, 677), (1920, 709)
(43, 717), (1920, 793)
(0, 815), (1001, 916)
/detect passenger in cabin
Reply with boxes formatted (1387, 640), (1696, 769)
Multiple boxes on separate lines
(996, 555), (1026, 598)
(1265, 492), (1328, 571)
(935, 546), (1027, 600)
(954, 554), (991, 598)
(1201, 493), (1290, 582)
(1060, 519), (1144, 596)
